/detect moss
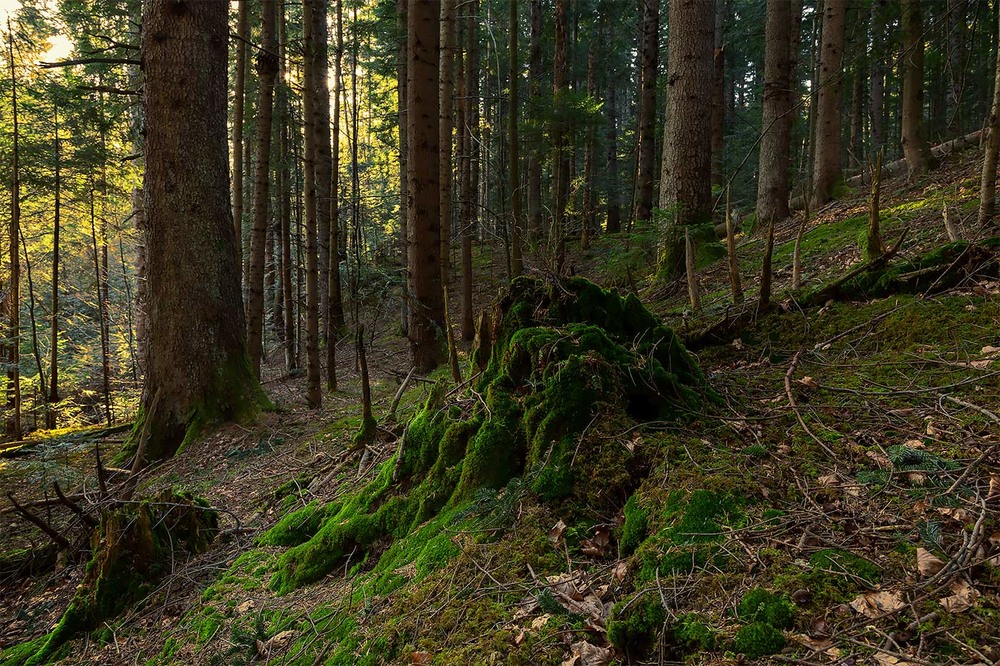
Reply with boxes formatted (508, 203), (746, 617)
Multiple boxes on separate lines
(674, 613), (717, 652)
(259, 500), (331, 547)
(620, 493), (648, 555)
(737, 588), (795, 629)
(606, 593), (665, 652)
(809, 549), (881, 598)
(270, 276), (709, 594)
(732, 621), (785, 659)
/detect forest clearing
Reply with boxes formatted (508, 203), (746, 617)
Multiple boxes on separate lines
(1, 0), (1000, 664)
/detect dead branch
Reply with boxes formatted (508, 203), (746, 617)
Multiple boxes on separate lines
(6, 493), (71, 549)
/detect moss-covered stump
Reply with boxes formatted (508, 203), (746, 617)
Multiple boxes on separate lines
(270, 276), (711, 594)
(0, 490), (217, 666)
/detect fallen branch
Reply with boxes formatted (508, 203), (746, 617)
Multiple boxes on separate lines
(7, 493), (72, 549)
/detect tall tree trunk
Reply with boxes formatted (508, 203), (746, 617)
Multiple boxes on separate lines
(408, 0), (444, 371)
(605, 72), (621, 233)
(302, 0), (323, 408)
(396, 0), (409, 338)
(660, 0), (715, 276)
(6, 22), (21, 440)
(756, 0), (795, 226)
(47, 103), (62, 428)
(89, 180), (112, 426)
(812, 0), (846, 205)
(978, 4), (1000, 226)
(313, 0), (333, 346)
(509, 0), (523, 275)
(461, 0), (478, 341)
(710, 0), (727, 189)
(901, 0), (933, 175)
(551, 0), (570, 270)
(439, 0), (456, 284)
(526, 0), (543, 245)
(247, 0), (279, 377)
(279, 1), (296, 372)
(137, 0), (264, 461)
(870, 0), (886, 152)
(232, 0), (249, 264)
(947, 0), (967, 131)
(582, 36), (596, 249)
(635, 0), (659, 223)
(327, 0), (345, 390)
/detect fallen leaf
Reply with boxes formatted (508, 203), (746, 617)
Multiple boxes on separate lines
(903, 439), (925, 449)
(531, 614), (552, 630)
(612, 561), (628, 582)
(548, 520), (567, 544)
(800, 376), (819, 388)
(791, 633), (833, 651)
(926, 421), (939, 437)
(906, 472), (927, 485)
(988, 474), (1000, 500)
(256, 630), (296, 657)
(916, 548), (945, 577)
(850, 590), (905, 618)
(410, 652), (432, 665)
(563, 641), (611, 666)
(817, 473), (839, 486)
(981, 345), (1000, 355)
(874, 652), (920, 666)
(939, 579), (979, 613)
(936, 506), (974, 524)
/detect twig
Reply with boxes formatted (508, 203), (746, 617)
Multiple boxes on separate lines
(388, 366), (417, 420)
(6, 493), (71, 549)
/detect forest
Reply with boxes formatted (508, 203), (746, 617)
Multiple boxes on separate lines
(0, 0), (999, 664)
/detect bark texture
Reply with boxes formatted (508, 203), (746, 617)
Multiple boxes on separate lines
(812, 0), (846, 206)
(139, 0), (263, 461)
(900, 0), (933, 176)
(756, 0), (794, 225)
(635, 0), (659, 223)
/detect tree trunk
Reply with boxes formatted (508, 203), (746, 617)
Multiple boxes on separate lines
(552, 0), (570, 270)
(247, 0), (279, 377)
(312, 0), (333, 346)
(870, 0), (885, 151)
(901, 0), (933, 176)
(232, 0), (249, 261)
(138, 0), (264, 461)
(527, 0), (543, 245)
(6, 22), (21, 440)
(509, 0), (523, 275)
(635, 0), (659, 223)
(461, 0), (478, 341)
(279, 3), (296, 372)
(756, 0), (795, 226)
(812, 0), (846, 206)
(439, 0), (456, 284)
(978, 5), (1000, 226)
(327, 0), (345, 390)
(660, 0), (715, 276)
(302, 0), (323, 408)
(48, 104), (62, 429)
(710, 0), (727, 189)
(396, 0), (409, 339)
(582, 36), (596, 249)
(408, 0), (444, 371)
(605, 72), (621, 234)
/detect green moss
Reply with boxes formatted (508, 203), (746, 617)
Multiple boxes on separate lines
(606, 593), (665, 652)
(737, 588), (795, 629)
(674, 613), (717, 652)
(620, 494), (649, 555)
(733, 621), (785, 659)
(259, 500), (331, 547)
(809, 549), (881, 598)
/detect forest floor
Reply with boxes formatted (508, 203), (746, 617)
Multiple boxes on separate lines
(1, 149), (999, 666)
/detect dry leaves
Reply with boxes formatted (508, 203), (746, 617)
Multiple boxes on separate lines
(256, 630), (297, 657)
(580, 526), (611, 557)
(548, 519), (567, 545)
(561, 641), (611, 666)
(915, 548), (944, 577)
(874, 652), (921, 666)
(850, 590), (905, 617)
(939, 579), (979, 613)
(410, 651), (432, 665)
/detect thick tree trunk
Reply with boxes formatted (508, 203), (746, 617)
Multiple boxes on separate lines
(605, 74), (621, 234)
(138, 0), (263, 461)
(660, 0), (715, 276)
(439, 0), (456, 283)
(812, 0), (846, 206)
(7, 27), (21, 440)
(232, 0), (249, 261)
(247, 0), (279, 377)
(635, 0), (659, 223)
(978, 6), (1000, 226)
(396, 0), (409, 338)
(408, 0), (444, 371)
(509, 0), (523, 275)
(870, 1), (885, 151)
(710, 0), (726, 189)
(312, 0), (333, 346)
(582, 36), (596, 249)
(756, 0), (794, 226)
(551, 0), (570, 269)
(303, 0), (323, 408)
(527, 0), (543, 245)
(329, 0), (345, 337)
(901, 0), (933, 176)
(461, 0), (479, 341)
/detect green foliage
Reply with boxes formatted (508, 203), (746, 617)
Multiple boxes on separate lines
(732, 621), (786, 658)
(737, 588), (795, 629)
(620, 493), (649, 555)
(606, 594), (665, 652)
(673, 613), (717, 652)
(809, 549), (881, 597)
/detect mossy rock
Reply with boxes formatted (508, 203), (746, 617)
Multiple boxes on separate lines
(2, 490), (217, 665)
(619, 493), (649, 555)
(737, 588), (795, 629)
(733, 621), (785, 659)
(270, 277), (710, 594)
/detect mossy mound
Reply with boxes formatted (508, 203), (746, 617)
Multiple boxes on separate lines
(737, 588), (795, 629)
(1, 490), (217, 666)
(270, 276), (710, 594)
(733, 621), (786, 659)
